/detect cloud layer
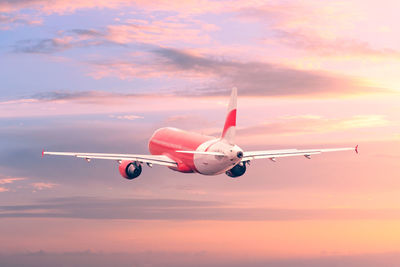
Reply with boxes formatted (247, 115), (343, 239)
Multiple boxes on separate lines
(2, 196), (400, 221)
(2, 251), (400, 267)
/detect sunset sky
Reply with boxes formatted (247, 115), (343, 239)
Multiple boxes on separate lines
(1, 0), (400, 266)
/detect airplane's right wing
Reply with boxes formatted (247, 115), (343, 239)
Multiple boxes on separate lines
(242, 146), (358, 162)
(43, 151), (178, 167)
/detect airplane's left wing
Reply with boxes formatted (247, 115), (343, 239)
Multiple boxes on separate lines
(42, 151), (177, 167)
(242, 146), (358, 162)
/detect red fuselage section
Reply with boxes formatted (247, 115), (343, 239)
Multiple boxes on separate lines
(148, 127), (213, 173)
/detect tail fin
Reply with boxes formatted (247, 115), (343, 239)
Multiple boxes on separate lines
(221, 87), (237, 144)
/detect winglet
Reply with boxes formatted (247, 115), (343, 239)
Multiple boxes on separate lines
(355, 145), (359, 154)
(42, 149), (45, 158)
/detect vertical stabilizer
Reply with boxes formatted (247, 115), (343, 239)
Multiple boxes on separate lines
(221, 87), (237, 144)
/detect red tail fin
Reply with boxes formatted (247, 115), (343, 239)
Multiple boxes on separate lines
(221, 88), (237, 144)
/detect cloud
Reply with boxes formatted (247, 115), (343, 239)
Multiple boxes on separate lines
(237, 2), (400, 58)
(0, 13), (42, 29)
(13, 38), (74, 53)
(13, 29), (106, 54)
(2, 196), (400, 221)
(108, 114), (143, 120)
(270, 29), (400, 58)
(148, 48), (387, 97)
(0, 0), (228, 15)
(0, 177), (26, 184)
(31, 182), (57, 190)
(11, 44), (385, 97)
(88, 56), (163, 80)
(0, 177), (26, 193)
(2, 251), (400, 267)
(0, 91), (145, 105)
(68, 28), (103, 37)
(0, 0), (122, 13)
(237, 115), (389, 136)
(104, 19), (215, 46)
(3, 0), (398, 59)
(0, 89), (222, 118)
(12, 15), (217, 53)
(29, 90), (123, 102)
(0, 91), (97, 105)
(88, 47), (384, 97)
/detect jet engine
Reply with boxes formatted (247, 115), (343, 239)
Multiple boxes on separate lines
(226, 162), (246, 178)
(119, 160), (142, 180)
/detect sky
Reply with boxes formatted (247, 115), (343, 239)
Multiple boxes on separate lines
(0, 0), (400, 266)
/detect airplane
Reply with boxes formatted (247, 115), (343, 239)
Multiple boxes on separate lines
(43, 88), (358, 179)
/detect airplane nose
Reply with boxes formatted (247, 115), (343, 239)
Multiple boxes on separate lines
(236, 151), (243, 159)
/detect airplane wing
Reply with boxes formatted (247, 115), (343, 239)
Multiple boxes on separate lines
(42, 151), (177, 167)
(242, 145), (358, 161)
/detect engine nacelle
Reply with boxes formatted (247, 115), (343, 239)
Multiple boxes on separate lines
(225, 162), (246, 178)
(119, 160), (142, 180)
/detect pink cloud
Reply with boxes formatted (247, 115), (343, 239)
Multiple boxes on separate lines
(13, 29), (105, 53)
(0, 177), (26, 184)
(0, 177), (26, 193)
(238, 115), (389, 137)
(88, 58), (166, 80)
(0, 13), (42, 30)
(105, 18), (215, 46)
(0, 187), (9, 192)
(14, 16), (217, 55)
(238, 1), (400, 59)
(0, 0), (124, 14)
(31, 182), (57, 190)
(0, 0), (228, 15)
(268, 29), (400, 58)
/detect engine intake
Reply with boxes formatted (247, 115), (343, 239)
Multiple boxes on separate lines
(226, 162), (246, 178)
(119, 160), (142, 180)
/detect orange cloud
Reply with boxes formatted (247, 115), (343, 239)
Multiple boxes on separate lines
(0, 187), (9, 192)
(0, 177), (26, 184)
(0, 177), (26, 193)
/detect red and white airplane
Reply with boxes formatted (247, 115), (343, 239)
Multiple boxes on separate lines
(43, 88), (358, 179)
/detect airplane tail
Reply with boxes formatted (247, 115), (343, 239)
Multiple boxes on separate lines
(221, 87), (237, 145)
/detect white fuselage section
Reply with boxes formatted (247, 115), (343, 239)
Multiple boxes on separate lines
(194, 139), (243, 175)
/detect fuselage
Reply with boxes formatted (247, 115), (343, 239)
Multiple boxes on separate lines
(148, 127), (243, 175)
